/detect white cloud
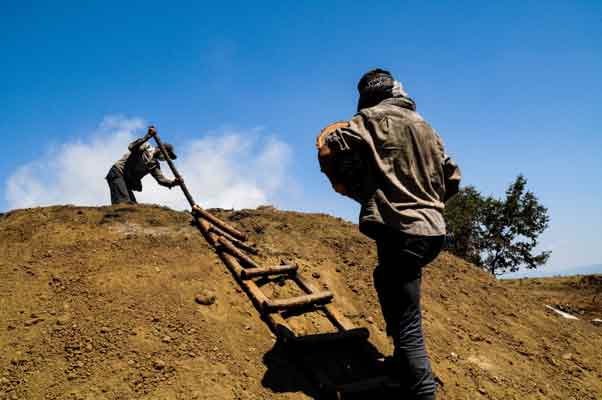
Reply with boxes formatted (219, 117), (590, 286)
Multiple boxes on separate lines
(5, 116), (293, 211)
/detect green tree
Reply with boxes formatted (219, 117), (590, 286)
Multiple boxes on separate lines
(445, 175), (551, 276)
(444, 186), (484, 264)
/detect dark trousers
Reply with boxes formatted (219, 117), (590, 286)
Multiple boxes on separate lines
(373, 233), (444, 399)
(106, 167), (137, 205)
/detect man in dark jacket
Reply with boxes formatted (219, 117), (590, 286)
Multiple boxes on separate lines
(318, 69), (461, 399)
(106, 126), (180, 204)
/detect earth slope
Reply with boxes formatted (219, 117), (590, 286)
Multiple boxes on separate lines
(0, 205), (601, 400)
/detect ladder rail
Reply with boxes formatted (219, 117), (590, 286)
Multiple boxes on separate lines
(150, 128), (357, 338)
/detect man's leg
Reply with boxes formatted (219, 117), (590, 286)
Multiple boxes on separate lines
(373, 235), (443, 399)
(107, 175), (135, 205)
(127, 186), (137, 204)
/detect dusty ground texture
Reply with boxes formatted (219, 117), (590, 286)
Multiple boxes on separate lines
(1, 205), (601, 400)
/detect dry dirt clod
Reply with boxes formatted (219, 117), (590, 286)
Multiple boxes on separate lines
(312, 272), (321, 279)
(152, 359), (166, 370)
(24, 317), (43, 327)
(195, 291), (216, 306)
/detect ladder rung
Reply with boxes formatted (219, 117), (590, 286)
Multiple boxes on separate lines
(241, 264), (298, 280)
(263, 291), (334, 312)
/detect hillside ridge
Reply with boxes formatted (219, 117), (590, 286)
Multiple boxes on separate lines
(1, 205), (601, 400)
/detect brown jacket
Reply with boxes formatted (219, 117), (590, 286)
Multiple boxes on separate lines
(325, 97), (461, 238)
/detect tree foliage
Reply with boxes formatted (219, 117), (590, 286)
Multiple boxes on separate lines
(444, 175), (551, 276)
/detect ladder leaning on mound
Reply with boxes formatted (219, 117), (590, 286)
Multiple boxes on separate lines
(144, 129), (390, 398)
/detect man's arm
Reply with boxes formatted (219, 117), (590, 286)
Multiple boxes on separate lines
(323, 114), (367, 153)
(433, 132), (461, 202)
(128, 127), (157, 152)
(149, 165), (177, 188)
(443, 155), (461, 202)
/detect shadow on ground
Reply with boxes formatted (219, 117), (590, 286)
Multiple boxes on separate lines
(261, 334), (399, 399)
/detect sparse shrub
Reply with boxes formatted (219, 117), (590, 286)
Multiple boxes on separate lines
(445, 175), (550, 276)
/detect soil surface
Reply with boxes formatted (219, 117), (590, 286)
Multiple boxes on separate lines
(502, 275), (602, 322)
(1, 205), (601, 400)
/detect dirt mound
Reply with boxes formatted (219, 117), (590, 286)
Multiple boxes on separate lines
(1, 205), (601, 399)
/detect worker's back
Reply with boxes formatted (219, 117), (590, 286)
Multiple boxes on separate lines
(353, 96), (449, 238)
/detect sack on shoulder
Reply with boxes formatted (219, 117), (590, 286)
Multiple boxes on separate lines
(316, 121), (353, 196)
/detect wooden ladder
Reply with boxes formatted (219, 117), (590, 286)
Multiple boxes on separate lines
(147, 130), (392, 399)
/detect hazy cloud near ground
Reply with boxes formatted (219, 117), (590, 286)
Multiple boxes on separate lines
(5, 116), (292, 211)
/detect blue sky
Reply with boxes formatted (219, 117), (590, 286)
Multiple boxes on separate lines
(2, 1), (601, 275)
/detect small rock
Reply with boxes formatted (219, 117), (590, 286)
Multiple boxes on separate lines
(312, 271), (321, 279)
(100, 326), (110, 334)
(24, 318), (43, 327)
(0, 377), (9, 385)
(162, 336), (172, 343)
(478, 387), (487, 395)
(195, 291), (216, 306)
(366, 317), (374, 324)
(152, 359), (166, 370)
(7, 324), (16, 330)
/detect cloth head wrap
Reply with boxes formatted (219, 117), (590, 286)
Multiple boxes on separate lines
(357, 68), (409, 111)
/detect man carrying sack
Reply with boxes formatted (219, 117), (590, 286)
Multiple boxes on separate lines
(106, 126), (181, 205)
(317, 69), (461, 399)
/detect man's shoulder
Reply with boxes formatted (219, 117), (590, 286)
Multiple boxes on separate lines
(357, 103), (393, 120)
(358, 99), (420, 122)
